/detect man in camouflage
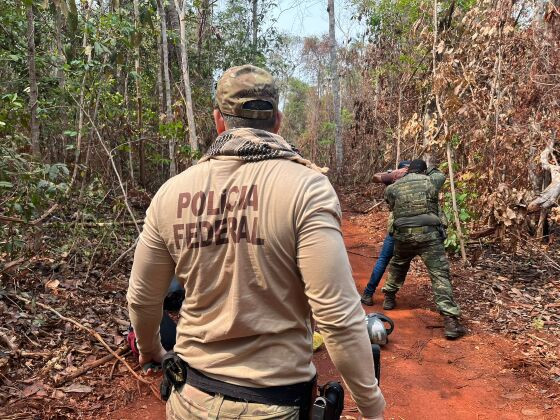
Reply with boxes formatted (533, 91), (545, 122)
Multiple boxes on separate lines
(381, 159), (466, 339)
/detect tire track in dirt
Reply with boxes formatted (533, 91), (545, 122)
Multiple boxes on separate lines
(110, 213), (560, 420)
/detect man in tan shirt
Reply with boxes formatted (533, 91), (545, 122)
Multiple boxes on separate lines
(127, 65), (385, 419)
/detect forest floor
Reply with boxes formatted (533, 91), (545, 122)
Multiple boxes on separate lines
(1, 195), (560, 419)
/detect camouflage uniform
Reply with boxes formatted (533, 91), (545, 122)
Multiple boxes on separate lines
(381, 169), (461, 317)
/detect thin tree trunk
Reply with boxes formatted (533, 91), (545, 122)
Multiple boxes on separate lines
(197, 0), (209, 55)
(252, 0), (258, 51)
(445, 142), (467, 261)
(422, 98), (434, 166)
(69, 0), (93, 192)
(174, 0), (199, 157)
(79, 84), (102, 199)
(157, 0), (176, 177)
(54, 7), (65, 89)
(395, 86), (402, 168)
(156, 38), (165, 178)
(123, 69), (134, 180)
(156, 33), (164, 117)
(327, 0), (343, 172)
(133, 0), (145, 186)
(27, 4), (40, 159)
(432, 0), (466, 262)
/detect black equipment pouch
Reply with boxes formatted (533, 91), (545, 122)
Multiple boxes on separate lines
(160, 352), (187, 401)
(311, 381), (344, 419)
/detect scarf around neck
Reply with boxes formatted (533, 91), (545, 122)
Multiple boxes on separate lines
(199, 128), (328, 174)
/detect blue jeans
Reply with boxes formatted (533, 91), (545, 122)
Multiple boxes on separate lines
(364, 234), (394, 295)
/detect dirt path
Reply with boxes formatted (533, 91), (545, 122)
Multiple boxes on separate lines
(111, 213), (559, 420)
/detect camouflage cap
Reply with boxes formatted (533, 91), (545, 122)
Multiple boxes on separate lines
(216, 65), (279, 120)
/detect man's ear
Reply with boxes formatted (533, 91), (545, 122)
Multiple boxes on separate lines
(272, 111), (283, 134)
(213, 109), (227, 134)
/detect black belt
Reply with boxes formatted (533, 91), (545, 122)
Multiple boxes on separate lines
(396, 225), (439, 234)
(186, 363), (315, 407)
(161, 352), (315, 409)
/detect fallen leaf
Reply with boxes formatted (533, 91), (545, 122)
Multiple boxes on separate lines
(46, 279), (60, 290)
(60, 383), (92, 393)
(52, 390), (65, 399)
(22, 381), (44, 397)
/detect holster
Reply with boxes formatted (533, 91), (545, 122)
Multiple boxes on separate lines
(160, 352), (187, 401)
(311, 382), (344, 420)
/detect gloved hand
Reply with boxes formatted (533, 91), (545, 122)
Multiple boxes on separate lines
(127, 328), (139, 356)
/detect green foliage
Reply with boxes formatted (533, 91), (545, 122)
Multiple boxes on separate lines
(159, 120), (184, 140)
(0, 141), (68, 221)
(282, 78), (311, 142)
(440, 166), (478, 252)
(319, 122), (335, 146)
(0, 137), (69, 255)
(214, 0), (272, 70)
(341, 108), (354, 128)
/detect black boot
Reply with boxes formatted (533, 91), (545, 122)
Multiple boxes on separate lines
(443, 316), (466, 339)
(360, 292), (373, 306)
(383, 292), (396, 310)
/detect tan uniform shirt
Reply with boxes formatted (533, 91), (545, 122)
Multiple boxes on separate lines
(127, 156), (385, 417)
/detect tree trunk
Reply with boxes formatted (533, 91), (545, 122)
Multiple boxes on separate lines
(54, 6), (65, 89)
(252, 0), (258, 51)
(156, 37), (165, 178)
(156, 34), (164, 117)
(27, 4), (40, 159)
(445, 142), (467, 262)
(395, 87), (402, 168)
(123, 68), (134, 180)
(197, 0), (210, 56)
(157, 0), (176, 177)
(422, 98), (435, 167)
(174, 0), (199, 157)
(432, 0), (467, 262)
(69, 0), (93, 192)
(133, 0), (145, 186)
(327, 0), (343, 172)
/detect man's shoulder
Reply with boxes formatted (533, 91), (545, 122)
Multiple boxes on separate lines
(155, 165), (200, 194)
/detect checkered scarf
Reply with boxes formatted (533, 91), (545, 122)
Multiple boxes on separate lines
(199, 128), (328, 174)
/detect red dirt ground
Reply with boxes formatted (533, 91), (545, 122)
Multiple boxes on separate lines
(110, 213), (560, 420)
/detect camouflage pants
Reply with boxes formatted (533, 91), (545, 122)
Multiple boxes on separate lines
(381, 235), (461, 317)
(166, 384), (300, 419)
